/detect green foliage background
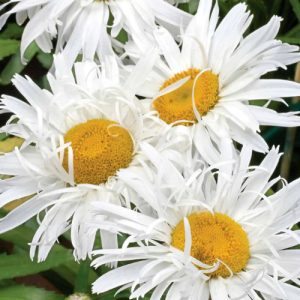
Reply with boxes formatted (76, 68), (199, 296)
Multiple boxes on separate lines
(0, 0), (300, 299)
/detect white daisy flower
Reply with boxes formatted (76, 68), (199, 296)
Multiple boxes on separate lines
(0, 51), (169, 262)
(124, 0), (300, 165)
(0, 0), (192, 67)
(90, 142), (300, 299)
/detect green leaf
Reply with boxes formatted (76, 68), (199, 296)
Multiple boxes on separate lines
(0, 39), (20, 60)
(41, 75), (51, 91)
(0, 250), (74, 280)
(289, 0), (300, 23)
(271, 0), (283, 16)
(0, 133), (8, 141)
(247, 0), (268, 19)
(0, 221), (33, 252)
(286, 23), (300, 38)
(0, 41), (39, 85)
(37, 51), (53, 70)
(0, 212), (98, 286)
(178, 3), (189, 13)
(0, 285), (65, 300)
(218, 0), (232, 16)
(263, 127), (282, 141)
(277, 36), (300, 44)
(0, 279), (17, 289)
(0, 24), (23, 39)
(115, 28), (128, 44)
(265, 188), (274, 197)
(189, 0), (199, 14)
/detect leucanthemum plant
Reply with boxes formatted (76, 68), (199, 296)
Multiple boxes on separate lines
(124, 0), (300, 165)
(90, 142), (300, 299)
(0, 52), (170, 261)
(0, 0), (192, 67)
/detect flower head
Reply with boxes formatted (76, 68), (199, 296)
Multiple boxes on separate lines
(0, 52), (170, 261)
(0, 0), (192, 67)
(90, 143), (300, 299)
(124, 0), (300, 164)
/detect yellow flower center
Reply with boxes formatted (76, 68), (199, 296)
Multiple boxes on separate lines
(63, 119), (134, 185)
(153, 69), (219, 126)
(171, 212), (250, 277)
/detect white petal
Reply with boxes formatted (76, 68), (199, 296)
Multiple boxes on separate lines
(150, 281), (171, 300)
(193, 123), (221, 165)
(232, 146), (281, 220)
(131, 266), (177, 299)
(208, 3), (250, 74)
(61, 7), (90, 68)
(248, 105), (300, 127)
(149, 0), (192, 28)
(124, 47), (158, 101)
(82, 3), (104, 61)
(92, 261), (150, 294)
(216, 102), (259, 133)
(100, 229), (118, 252)
(226, 119), (269, 153)
(221, 79), (300, 102)
(0, 180), (38, 208)
(37, 201), (77, 261)
(227, 284), (251, 300)
(220, 16), (282, 80)
(90, 201), (159, 230)
(209, 277), (228, 300)
(0, 148), (45, 176)
(166, 280), (188, 300)
(153, 26), (186, 74)
(219, 63), (278, 97)
(0, 192), (58, 234)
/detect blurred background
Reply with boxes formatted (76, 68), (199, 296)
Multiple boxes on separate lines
(0, 0), (300, 299)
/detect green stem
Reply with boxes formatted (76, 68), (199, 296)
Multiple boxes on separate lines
(74, 259), (91, 294)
